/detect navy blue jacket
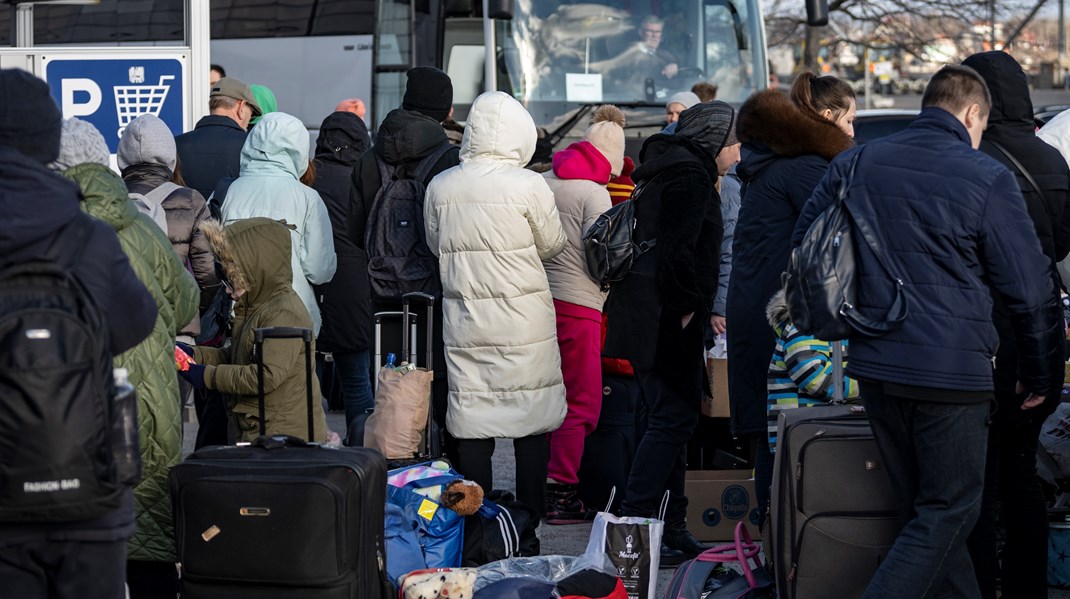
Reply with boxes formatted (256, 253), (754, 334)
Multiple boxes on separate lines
(793, 107), (1063, 396)
(0, 145), (157, 546)
(174, 114), (247, 200)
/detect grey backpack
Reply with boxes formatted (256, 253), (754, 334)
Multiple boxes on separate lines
(364, 144), (452, 302)
(129, 181), (179, 234)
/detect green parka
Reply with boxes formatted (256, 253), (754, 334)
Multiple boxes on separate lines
(65, 162), (199, 562)
(194, 218), (327, 443)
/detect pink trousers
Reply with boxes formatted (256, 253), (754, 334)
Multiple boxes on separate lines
(547, 299), (603, 485)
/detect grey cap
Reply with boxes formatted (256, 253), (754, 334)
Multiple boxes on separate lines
(210, 77), (262, 117)
(117, 113), (177, 171)
(676, 100), (737, 161)
(49, 117), (110, 172)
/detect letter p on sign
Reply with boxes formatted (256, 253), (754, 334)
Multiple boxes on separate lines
(61, 78), (102, 117)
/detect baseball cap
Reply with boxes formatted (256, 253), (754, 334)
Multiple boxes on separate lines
(210, 77), (262, 117)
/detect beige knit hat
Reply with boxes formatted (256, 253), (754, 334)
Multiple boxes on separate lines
(583, 105), (626, 177)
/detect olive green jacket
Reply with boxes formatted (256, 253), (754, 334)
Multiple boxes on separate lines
(66, 163), (199, 562)
(194, 218), (327, 443)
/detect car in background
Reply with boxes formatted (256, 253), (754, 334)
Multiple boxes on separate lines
(853, 109), (918, 144)
(1034, 105), (1070, 128)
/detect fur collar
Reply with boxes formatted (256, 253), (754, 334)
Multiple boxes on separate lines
(737, 90), (854, 161)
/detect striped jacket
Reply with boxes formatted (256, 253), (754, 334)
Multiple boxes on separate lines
(766, 290), (859, 452)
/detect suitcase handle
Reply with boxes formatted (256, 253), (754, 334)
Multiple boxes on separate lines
(255, 327), (315, 442)
(251, 434), (313, 450)
(401, 292), (438, 457)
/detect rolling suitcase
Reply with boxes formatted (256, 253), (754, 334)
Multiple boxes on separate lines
(769, 344), (900, 599)
(366, 292), (442, 461)
(170, 327), (390, 599)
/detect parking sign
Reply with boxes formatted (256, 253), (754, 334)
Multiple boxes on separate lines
(43, 55), (186, 153)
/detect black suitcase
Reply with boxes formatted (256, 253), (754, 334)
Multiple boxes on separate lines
(578, 372), (639, 513)
(769, 344), (899, 599)
(170, 327), (390, 599)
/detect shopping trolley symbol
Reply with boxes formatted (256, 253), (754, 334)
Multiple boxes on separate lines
(114, 74), (174, 140)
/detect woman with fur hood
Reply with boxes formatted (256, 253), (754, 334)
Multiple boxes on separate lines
(541, 105), (626, 523)
(424, 91), (568, 520)
(179, 217), (328, 444)
(725, 73), (854, 525)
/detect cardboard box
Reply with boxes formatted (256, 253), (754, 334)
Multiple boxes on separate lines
(703, 357), (730, 418)
(685, 470), (760, 542)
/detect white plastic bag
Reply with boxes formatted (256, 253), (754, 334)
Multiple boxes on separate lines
(584, 490), (667, 599)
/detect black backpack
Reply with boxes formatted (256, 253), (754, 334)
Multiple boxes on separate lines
(365, 144), (453, 302)
(582, 177), (657, 290)
(0, 221), (127, 522)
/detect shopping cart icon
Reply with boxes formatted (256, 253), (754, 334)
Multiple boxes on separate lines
(113, 75), (174, 140)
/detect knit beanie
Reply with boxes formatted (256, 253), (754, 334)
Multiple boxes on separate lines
(250, 84), (278, 126)
(0, 68), (63, 165)
(666, 91), (701, 111)
(49, 118), (111, 172)
(116, 113), (177, 171)
(583, 105), (626, 177)
(676, 100), (736, 163)
(402, 67), (453, 123)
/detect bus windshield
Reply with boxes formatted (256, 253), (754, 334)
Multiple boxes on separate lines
(444, 0), (764, 120)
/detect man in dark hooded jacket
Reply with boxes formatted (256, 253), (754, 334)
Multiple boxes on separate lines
(348, 66), (459, 455)
(603, 101), (734, 565)
(0, 68), (157, 599)
(313, 111), (374, 436)
(961, 51), (1070, 599)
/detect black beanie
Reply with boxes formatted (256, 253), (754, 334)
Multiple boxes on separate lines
(676, 100), (736, 164)
(402, 67), (453, 123)
(0, 69), (63, 165)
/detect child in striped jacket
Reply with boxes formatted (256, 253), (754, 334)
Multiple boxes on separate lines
(765, 289), (859, 452)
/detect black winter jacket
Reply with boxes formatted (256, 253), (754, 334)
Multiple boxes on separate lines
(964, 52), (1070, 410)
(0, 146), (156, 547)
(725, 90), (854, 436)
(794, 108), (1063, 398)
(603, 133), (723, 383)
(313, 112), (373, 353)
(174, 115), (247, 200)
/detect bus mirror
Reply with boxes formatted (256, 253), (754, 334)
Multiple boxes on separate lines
(805, 0), (828, 26)
(487, 0), (514, 20)
(444, 0), (472, 17)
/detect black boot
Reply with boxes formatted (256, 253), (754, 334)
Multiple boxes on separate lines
(662, 521), (712, 559)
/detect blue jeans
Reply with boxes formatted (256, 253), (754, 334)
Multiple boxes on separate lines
(317, 351), (373, 432)
(859, 381), (989, 599)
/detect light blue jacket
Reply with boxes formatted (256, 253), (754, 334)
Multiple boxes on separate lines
(221, 112), (337, 335)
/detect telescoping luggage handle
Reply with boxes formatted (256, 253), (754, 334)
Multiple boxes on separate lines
(402, 292), (435, 371)
(254, 327), (315, 442)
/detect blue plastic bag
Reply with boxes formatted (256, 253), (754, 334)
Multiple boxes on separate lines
(385, 503), (426, 585)
(387, 462), (466, 568)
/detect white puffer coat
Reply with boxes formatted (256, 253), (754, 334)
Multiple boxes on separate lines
(425, 91), (568, 439)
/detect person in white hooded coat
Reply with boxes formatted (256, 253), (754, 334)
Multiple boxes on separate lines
(425, 91), (568, 520)
(221, 111), (337, 336)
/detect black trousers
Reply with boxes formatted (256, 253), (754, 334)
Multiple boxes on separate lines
(193, 388), (229, 449)
(454, 434), (549, 520)
(0, 539), (126, 599)
(967, 395), (1051, 599)
(126, 559), (178, 599)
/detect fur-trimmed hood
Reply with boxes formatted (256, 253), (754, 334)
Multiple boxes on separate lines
(766, 288), (789, 328)
(737, 89), (853, 163)
(201, 217), (294, 308)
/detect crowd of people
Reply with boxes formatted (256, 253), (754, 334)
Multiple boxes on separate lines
(1, 45), (1069, 599)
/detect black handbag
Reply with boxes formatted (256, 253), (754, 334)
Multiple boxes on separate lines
(784, 148), (907, 340)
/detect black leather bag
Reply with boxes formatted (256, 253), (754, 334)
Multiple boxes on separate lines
(784, 149), (907, 340)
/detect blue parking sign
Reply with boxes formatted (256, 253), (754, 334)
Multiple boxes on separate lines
(44, 57), (185, 153)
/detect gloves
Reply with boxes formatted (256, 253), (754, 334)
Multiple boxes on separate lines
(179, 363), (207, 390)
(176, 341), (194, 357)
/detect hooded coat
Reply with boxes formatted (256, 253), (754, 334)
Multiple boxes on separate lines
(63, 162), (199, 563)
(601, 130), (725, 384)
(424, 91), (569, 439)
(0, 146), (156, 549)
(542, 141), (613, 311)
(312, 112), (373, 353)
(193, 218), (329, 443)
(725, 90), (853, 436)
(221, 112), (337, 336)
(964, 52), (1070, 409)
(119, 115), (219, 336)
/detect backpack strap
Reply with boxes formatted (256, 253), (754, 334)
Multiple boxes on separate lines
(987, 139), (1044, 199)
(411, 143), (455, 186)
(374, 151), (397, 184)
